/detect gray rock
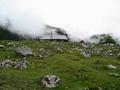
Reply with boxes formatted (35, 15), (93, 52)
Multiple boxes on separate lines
(38, 48), (51, 58)
(14, 60), (29, 69)
(72, 47), (81, 52)
(92, 48), (101, 55)
(7, 42), (16, 47)
(38, 54), (44, 59)
(0, 45), (5, 48)
(117, 53), (120, 57)
(109, 53), (114, 56)
(106, 50), (113, 55)
(0, 60), (13, 67)
(82, 43), (89, 48)
(108, 73), (119, 77)
(15, 46), (33, 56)
(41, 75), (60, 88)
(0, 45), (5, 51)
(107, 64), (117, 69)
(55, 47), (63, 52)
(85, 87), (103, 90)
(80, 51), (91, 58)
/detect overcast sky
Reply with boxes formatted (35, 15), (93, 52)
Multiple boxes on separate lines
(0, 0), (120, 39)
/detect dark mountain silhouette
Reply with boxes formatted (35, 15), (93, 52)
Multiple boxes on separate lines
(0, 26), (23, 40)
(0, 25), (69, 41)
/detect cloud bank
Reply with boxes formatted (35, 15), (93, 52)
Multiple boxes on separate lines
(0, 0), (45, 38)
(0, 0), (120, 40)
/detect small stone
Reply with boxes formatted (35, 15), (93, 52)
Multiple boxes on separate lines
(14, 60), (29, 69)
(107, 64), (117, 69)
(0, 45), (5, 51)
(80, 51), (91, 58)
(39, 54), (43, 59)
(85, 87), (103, 90)
(41, 75), (60, 88)
(7, 42), (16, 47)
(82, 43), (89, 48)
(117, 53), (120, 57)
(108, 73), (119, 77)
(56, 47), (63, 52)
(0, 45), (5, 48)
(72, 47), (80, 51)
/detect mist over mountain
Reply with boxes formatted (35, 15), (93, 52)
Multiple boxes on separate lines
(0, 0), (120, 43)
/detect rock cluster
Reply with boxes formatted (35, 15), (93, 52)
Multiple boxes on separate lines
(0, 59), (29, 69)
(71, 42), (120, 58)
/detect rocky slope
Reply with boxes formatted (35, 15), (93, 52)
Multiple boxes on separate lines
(0, 40), (120, 90)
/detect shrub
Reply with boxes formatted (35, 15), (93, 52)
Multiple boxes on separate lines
(100, 35), (116, 44)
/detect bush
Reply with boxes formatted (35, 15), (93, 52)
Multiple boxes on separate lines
(100, 35), (116, 44)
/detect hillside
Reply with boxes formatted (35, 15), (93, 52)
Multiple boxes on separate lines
(0, 26), (23, 40)
(0, 40), (120, 90)
(0, 25), (69, 41)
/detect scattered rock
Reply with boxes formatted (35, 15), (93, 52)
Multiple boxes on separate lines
(117, 53), (120, 58)
(38, 54), (44, 59)
(105, 50), (114, 56)
(38, 48), (51, 58)
(108, 73), (119, 77)
(41, 75), (60, 88)
(107, 64), (117, 69)
(92, 48), (101, 55)
(0, 45), (5, 51)
(0, 60), (13, 67)
(82, 43), (89, 48)
(7, 42), (16, 47)
(0, 59), (29, 69)
(0, 45), (5, 48)
(80, 51), (91, 58)
(85, 87), (103, 90)
(14, 60), (29, 69)
(15, 46), (33, 56)
(55, 47), (63, 52)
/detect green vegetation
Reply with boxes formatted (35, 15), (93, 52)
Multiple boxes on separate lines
(101, 35), (116, 44)
(0, 40), (120, 90)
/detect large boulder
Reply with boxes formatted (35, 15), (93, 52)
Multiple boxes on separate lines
(41, 75), (60, 88)
(15, 46), (33, 56)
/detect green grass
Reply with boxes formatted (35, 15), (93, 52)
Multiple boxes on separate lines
(0, 40), (120, 90)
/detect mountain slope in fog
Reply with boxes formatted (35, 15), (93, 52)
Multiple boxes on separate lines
(0, 26), (23, 40)
(0, 25), (69, 41)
